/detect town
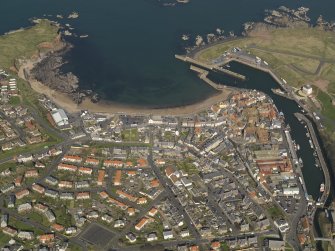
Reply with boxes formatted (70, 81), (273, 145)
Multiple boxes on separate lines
(0, 68), (329, 251)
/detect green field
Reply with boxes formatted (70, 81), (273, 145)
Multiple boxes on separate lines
(0, 232), (11, 247)
(176, 158), (199, 175)
(121, 129), (139, 142)
(267, 206), (284, 219)
(8, 96), (21, 106)
(0, 161), (17, 172)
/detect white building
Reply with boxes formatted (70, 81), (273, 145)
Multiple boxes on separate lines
(180, 230), (190, 238)
(101, 214), (113, 223)
(180, 177), (193, 188)
(51, 109), (69, 126)
(65, 227), (77, 235)
(283, 187), (300, 196)
(274, 220), (290, 233)
(302, 84), (313, 95)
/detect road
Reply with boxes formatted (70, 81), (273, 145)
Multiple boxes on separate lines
(147, 154), (201, 241)
(105, 191), (167, 249)
(26, 106), (67, 140)
(112, 231), (274, 251)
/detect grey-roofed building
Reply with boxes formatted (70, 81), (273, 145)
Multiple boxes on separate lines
(51, 109), (69, 126)
(18, 230), (34, 240)
(8, 195), (15, 208)
(45, 189), (59, 199)
(268, 240), (285, 250)
(126, 232), (137, 243)
(1, 214), (8, 227)
(163, 230), (174, 240)
(45, 210), (56, 222)
(1, 183), (15, 194)
(75, 181), (90, 189)
(60, 192), (74, 200)
(45, 176), (58, 186)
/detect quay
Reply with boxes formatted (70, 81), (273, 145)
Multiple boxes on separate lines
(271, 88), (294, 100)
(294, 113), (331, 207)
(284, 129), (299, 165)
(175, 55), (246, 80)
(190, 65), (225, 90)
(314, 237), (335, 247)
(284, 128), (309, 198)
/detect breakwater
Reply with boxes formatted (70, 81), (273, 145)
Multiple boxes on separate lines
(175, 55), (246, 80)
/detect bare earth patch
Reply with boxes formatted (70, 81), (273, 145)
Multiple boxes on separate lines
(314, 79), (330, 93)
(248, 26), (273, 41)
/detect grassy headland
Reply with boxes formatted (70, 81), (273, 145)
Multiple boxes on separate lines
(0, 19), (61, 111)
(0, 19), (60, 70)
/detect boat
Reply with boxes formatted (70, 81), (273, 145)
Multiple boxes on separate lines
(320, 183), (325, 193)
(225, 64), (230, 68)
(299, 158), (303, 164)
(296, 144), (300, 150)
(309, 140), (314, 149)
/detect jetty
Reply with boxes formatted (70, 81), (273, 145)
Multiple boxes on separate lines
(190, 65), (225, 90)
(271, 88), (294, 100)
(175, 55), (246, 80)
(294, 113), (331, 208)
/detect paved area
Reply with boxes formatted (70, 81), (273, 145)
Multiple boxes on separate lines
(80, 223), (115, 248)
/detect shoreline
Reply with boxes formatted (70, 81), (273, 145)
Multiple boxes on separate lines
(18, 55), (232, 116)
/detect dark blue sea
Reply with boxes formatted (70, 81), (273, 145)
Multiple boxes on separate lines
(1, 0), (334, 106)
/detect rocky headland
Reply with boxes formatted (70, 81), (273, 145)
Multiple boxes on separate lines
(19, 23), (100, 105)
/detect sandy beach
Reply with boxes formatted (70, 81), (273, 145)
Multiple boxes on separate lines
(18, 56), (232, 116)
